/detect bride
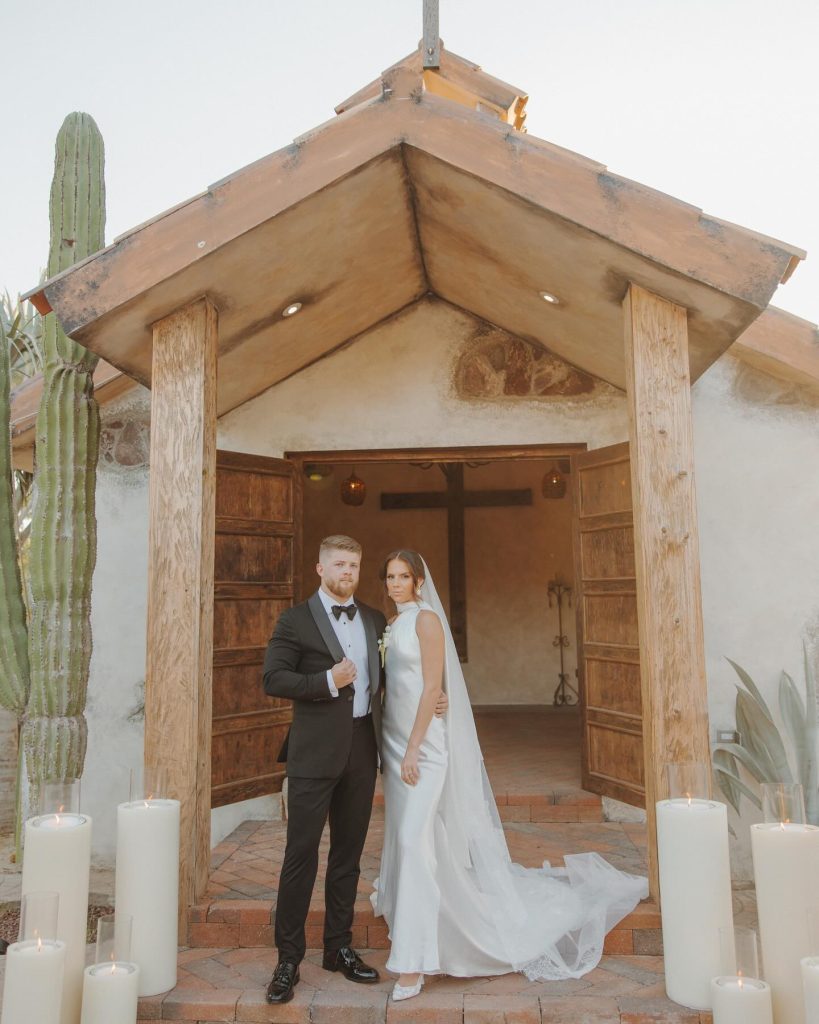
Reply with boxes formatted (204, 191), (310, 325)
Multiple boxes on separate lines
(371, 550), (648, 1002)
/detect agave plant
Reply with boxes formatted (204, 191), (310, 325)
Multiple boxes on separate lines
(713, 645), (818, 825)
(0, 290), (44, 388)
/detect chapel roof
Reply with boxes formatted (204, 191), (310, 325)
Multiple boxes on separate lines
(24, 42), (806, 416)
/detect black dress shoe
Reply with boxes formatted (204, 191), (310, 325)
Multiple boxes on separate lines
(322, 946), (380, 983)
(266, 960), (300, 1003)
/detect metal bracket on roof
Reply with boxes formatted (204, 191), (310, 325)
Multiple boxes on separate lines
(422, 0), (441, 68)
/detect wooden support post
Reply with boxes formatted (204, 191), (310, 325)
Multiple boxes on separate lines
(623, 283), (711, 903)
(145, 298), (217, 940)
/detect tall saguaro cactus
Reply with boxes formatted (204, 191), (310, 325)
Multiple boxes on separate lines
(0, 112), (105, 810)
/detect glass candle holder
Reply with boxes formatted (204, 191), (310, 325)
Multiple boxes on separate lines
(37, 778), (81, 816)
(129, 766), (168, 803)
(95, 913), (132, 965)
(82, 913), (139, 1024)
(19, 891), (59, 943)
(719, 925), (761, 980)
(665, 762), (711, 802)
(761, 782), (806, 825)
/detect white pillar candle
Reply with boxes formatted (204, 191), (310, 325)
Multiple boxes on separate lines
(710, 976), (773, 1024)
(80, 962), (139, 1024)
(752, 823), (819, 1024)
(801, 957), (819, 1021)
(115, 798), (180, 996)
(21, 814), (91, 1024)
(656, 798), (733, 1009)
(1, 938), (66, 1024)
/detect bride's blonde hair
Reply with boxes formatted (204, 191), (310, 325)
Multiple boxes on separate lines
(379, 549), (426, 604)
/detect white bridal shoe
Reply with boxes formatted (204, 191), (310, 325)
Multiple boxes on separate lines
(392, 975), (424, 1001)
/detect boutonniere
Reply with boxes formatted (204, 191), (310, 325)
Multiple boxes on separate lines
(377, 625), (391, 668)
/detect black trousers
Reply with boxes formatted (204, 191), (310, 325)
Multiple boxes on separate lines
(274, 715), (377, 964)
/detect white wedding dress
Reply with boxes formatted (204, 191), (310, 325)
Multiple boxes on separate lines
(371, 567), (648, 979)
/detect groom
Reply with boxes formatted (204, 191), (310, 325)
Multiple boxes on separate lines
(262, 535), (447, 1004)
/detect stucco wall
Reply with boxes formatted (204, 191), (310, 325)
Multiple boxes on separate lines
(75, 297), (818, 879)
(693, 355), (819, 877)
(82, 447), (150, 865)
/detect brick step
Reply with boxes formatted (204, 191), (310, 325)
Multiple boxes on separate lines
(137, 947), (706, 1024)
(188, 896), (661, 955)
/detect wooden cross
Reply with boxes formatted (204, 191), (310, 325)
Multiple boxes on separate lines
(381, 463), (532, 660)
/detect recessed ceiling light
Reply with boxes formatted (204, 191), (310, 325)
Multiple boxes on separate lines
(539, 290), (560, 305)
(282, 301), (303, 317)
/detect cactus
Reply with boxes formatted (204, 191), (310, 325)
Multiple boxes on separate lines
(20, 112), (105, 794)
(0, 324), (31, 716)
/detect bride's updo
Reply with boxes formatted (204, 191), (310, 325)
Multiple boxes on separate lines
(379, 549), (426, 597)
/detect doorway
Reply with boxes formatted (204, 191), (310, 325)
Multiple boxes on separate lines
(290, 443), (587, 793)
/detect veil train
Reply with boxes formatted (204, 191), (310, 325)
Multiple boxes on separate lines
(416, 558), (648, 979)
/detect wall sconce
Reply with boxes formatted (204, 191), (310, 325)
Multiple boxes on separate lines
(340, 469), (366, 506)
(303, 463), (333, 482)
(542, 462), (567, 500)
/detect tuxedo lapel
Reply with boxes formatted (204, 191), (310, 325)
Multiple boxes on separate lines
(307, 591), (345, 663)
(357, 603), (381, 697)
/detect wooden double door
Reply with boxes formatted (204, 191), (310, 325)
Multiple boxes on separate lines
(211, 451), (301, 807)
(210, 443), (646, 812)
(572, 442), (644, 807)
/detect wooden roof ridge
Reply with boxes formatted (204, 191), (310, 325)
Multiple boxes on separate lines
(23, 80), (804, 328)
(335, 42), (528, 129)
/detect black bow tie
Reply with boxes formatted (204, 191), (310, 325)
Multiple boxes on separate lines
(332, 604), (358, 621)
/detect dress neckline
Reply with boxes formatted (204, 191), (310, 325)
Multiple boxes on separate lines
(395, 601), (422, 614)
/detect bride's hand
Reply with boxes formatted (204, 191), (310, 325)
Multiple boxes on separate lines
(401, 746), (420, 786)
(433, 690), (448, 718)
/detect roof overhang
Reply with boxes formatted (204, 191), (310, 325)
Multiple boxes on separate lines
(25, 60), (805, 416)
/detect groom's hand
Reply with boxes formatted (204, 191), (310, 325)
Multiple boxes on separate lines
(332, 658), (357, 689)
(433, 690), (448, 718)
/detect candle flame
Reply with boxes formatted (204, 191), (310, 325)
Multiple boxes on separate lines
(686, 793), (692, 806)
(36, 935), (42, 953)
(738, 974), (744, 990)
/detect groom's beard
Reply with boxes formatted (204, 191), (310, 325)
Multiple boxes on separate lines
(325, 579), (356, 601)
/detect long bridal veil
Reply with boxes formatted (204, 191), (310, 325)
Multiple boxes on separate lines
(418, 559), (648, 979)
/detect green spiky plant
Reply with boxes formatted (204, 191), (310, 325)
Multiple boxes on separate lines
(713, 645), (819, 825)
(0, 113), (104, 850)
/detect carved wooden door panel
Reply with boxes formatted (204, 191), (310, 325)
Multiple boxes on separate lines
(572, 442), (644, 807)
(211, 450), (302, 807)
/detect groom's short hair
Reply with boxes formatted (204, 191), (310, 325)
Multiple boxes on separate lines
(319, 534), (362, 560)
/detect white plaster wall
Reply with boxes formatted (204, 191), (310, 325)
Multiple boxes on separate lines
(217, 299), (629, 456)
(693, 356), (819, 879)
(83, 464), (149, 866)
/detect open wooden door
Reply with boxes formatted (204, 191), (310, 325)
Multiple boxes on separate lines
(572, 442), (644, 807)
(211, 450), (302, 807)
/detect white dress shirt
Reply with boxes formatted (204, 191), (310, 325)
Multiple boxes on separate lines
(317, 587), (371, 717)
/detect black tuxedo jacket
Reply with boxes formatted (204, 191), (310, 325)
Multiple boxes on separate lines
(262, 591), (387, 779)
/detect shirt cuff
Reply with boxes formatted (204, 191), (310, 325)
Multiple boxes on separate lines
(327, 670), (339, 698)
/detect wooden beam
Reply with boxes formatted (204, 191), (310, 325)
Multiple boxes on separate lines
(288, 443), (585, 464)
(144, 298), (217, 940)
(623, 283), (710, 903)
(381, 488), (532, 509)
